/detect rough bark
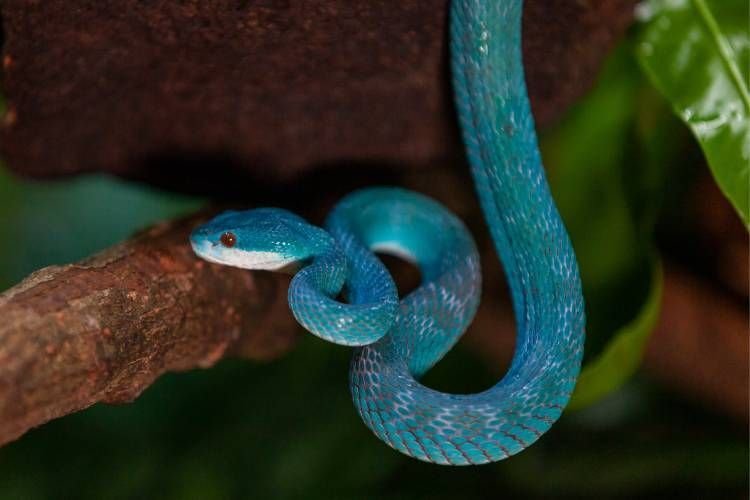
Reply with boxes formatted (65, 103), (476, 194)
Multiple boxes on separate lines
(0, 213), (298, 446)
(1, 0), (636, 193)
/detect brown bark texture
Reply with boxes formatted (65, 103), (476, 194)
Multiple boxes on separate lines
(1, 0), (635, 193)
(0, 214), (298, 446)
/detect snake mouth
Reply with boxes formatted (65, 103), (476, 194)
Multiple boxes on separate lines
(191, 239), (297, 271)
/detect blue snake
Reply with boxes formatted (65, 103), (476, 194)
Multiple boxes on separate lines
(191, 0), (585, 465)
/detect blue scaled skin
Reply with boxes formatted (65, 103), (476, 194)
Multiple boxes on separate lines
(191, 0), (585, 465)
(191, 206), (399, 346)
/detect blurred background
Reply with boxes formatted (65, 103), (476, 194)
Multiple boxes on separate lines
(0, 0), (747, 498)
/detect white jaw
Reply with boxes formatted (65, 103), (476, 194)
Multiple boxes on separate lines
(192, 241), (295, 271)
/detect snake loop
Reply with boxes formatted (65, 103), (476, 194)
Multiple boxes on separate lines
(191, 0), (585, 465)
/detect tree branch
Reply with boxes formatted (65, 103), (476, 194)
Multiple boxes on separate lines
(0, 213), (298, 446)
(1, 0), (636, 191)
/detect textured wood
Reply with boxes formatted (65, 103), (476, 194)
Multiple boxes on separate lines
(0, 213), (298, 446)
(0, 0), (636, 192)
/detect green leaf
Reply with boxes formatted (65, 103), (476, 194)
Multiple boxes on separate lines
(567, 261), (663, 410)
(636, 0), (750, 226)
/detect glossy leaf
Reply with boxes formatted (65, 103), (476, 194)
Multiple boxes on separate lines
(637, 0), (750, 225)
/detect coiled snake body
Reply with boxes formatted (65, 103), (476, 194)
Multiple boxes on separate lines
(191, 0), (585, 465)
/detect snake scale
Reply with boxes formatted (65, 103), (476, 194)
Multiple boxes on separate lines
(191, 0), (585, 465)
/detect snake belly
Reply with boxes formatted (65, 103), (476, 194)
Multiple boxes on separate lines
(190, 0), (585, 466)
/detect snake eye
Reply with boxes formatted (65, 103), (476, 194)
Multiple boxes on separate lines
(220, 232), (237, 248)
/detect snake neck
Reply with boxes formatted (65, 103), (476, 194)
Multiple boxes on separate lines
(294, 240), (348, 298)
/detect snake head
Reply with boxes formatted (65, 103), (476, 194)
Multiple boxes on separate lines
(190, 208), (329, 271)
